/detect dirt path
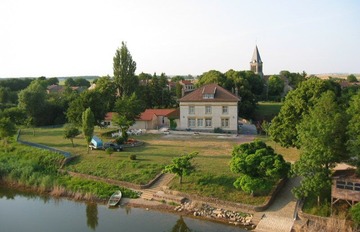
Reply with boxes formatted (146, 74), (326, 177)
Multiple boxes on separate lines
(254, 177), (301, 232)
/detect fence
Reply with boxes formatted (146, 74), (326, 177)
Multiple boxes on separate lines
(16, 129), (71, 158)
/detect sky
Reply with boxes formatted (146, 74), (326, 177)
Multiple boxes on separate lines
(1, 0), (359, 78)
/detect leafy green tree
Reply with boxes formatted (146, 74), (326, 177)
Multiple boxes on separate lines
(64, 124), (81, 147)
(175, 82), (183, 99)
(0, 117), (16, 152)
(269, 78), (336, 148)
(66, 90), (109, 126)
(225, 69), (262, 118)
(93, 75), (116, 111)
(1, 107), (27, 125)
(0, 87), (11, 104)
(197, 70), (226, 87)
(113, 41), (138, 98)
(280, 70), (306, 89)
(18, 81), (46, 129)
(230, 140), (290, 195)
(347, 74), (358, 83)
(297, 91), (347, 169)
(82, 108), (95, 154)
(171, 75), (185, 82)
(65, 78), (76, 87)
(346, 91), (360, 170)
(46, 77), (59, 86)
(163, 152), (198, 184)
(74, 78), (91, 87)
(112, 93), (144, 140)
(261, 120), (271, 136)
(292, 91), (347, 204)
(268, 75), (285, 97)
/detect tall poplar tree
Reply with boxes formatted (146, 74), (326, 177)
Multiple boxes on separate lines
(82, 108), (95, 154)
(113, 42), (138, 98)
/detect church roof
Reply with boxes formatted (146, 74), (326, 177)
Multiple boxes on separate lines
(251, 45), (262, 64)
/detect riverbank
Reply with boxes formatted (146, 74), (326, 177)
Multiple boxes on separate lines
(0, 179), (254, 229)
(122, 197), (255, 229)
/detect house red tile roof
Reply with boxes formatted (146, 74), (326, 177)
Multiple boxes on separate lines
(138, 109), (177, 121)
(104, 112), (117, 121)
(166, 108), (180, 119)
(181, 80), (193, 85)
(179, 83), (240, 102)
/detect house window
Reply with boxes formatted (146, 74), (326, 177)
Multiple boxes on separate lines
(197, 118), (203, 127)
(221, 118), (229, 128)
(336, 181), (346, 189)
(188, 118), (196, 127)
(222, 106), (228, 114)
(336, 181), (360, 192)
(189, 105), (195, 114)
(205, 118), (212, 127)
(203, 93), (214, 99)
(205, 105), (212, 114)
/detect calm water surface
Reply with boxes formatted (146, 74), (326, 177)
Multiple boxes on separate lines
(0, 186), (246, 232)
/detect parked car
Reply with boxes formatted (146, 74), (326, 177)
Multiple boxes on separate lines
(103, 142), (123, 152)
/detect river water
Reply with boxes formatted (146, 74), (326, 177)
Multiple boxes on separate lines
(0, 186), (246, 232)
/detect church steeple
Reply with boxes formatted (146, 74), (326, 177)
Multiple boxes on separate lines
(250, 45), (263, 78)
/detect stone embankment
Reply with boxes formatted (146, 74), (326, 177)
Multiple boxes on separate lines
(173, 201), (255, 229)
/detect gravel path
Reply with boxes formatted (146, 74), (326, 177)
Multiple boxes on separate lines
(255, 177), (301, 232)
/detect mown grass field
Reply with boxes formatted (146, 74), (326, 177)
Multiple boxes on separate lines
(20, 126), (299, 205)
(254, 101), (283, 121)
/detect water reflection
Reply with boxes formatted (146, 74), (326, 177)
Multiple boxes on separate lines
(171, 216), (192, 232)
(0, 186), (245, 232)
(124, 205), (132, 215)
(86, 203), (99, 230)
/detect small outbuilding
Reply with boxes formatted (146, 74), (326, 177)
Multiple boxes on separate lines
(332, 169), (360, 207)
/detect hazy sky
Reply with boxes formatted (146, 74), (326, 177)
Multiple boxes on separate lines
(1, 0), (359, 77)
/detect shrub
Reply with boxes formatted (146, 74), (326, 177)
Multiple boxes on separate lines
(214, 127), (224, 133)
(115, 136), (125, 145)
(233, 175), (273, 196)
(129, 154), (137, 160)
(350, 203), (360, 225)
(170, 119), (177, 130)
(105, 148), (113, 155)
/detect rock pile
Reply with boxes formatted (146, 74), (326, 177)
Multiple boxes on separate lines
(173, 202), (254, 227)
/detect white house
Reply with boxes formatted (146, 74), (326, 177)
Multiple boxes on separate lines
(179, 83), (240, 133)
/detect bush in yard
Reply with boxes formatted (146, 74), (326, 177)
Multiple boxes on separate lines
(105, 148), (113, 155)
(115, 136), (125, 145)
(170, 119), (177, 130)
(129, 154), (137, 160)
(214, 127), (224, 133)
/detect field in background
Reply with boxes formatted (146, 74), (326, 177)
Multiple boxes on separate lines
(254, 101), (283, 122)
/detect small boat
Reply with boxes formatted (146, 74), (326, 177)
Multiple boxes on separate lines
(108, 190), (122, 207)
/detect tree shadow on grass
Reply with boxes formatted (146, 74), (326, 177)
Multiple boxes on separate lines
(197, 174), (236, 188)
(64, 155), (83, 166)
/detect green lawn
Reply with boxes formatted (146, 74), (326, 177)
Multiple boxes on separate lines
(20, 126), (299, 205)
(254, 101), (283, 121)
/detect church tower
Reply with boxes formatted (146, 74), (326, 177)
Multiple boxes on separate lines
(250, 45), (263, 78)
